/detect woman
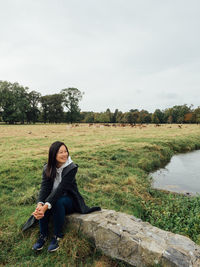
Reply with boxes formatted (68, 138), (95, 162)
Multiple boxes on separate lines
(32, 141), (100, 252)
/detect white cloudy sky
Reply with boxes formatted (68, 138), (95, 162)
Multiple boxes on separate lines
(0, 0), (200, 112)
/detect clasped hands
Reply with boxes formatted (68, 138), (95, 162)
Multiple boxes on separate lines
(32, 203), (48, 220)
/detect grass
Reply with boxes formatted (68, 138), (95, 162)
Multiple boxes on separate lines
(1, 123), (200, 266)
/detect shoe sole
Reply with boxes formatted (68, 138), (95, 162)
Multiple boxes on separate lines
(32, 246), (44, 251)
(48, 246), (59, 252)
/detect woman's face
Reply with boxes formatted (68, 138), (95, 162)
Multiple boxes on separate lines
(56, 145), (68, 166)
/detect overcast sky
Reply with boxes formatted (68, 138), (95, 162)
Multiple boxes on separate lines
(0, 0), (200, 112)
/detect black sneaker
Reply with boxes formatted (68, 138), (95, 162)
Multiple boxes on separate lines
(32, 234), (47, 251)
(47, 236), (61, 252)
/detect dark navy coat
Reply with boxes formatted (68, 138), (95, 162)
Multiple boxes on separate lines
(22, 163), (100, 231)
(38, 162), (101, 214)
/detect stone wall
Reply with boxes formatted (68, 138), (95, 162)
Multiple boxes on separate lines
(67, 209), (200, 267)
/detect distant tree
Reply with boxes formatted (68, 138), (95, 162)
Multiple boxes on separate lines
(172, 105), (191, 123)
(0, 81), (30, 124)
(139, 110), (152, 123)
(163, 108), (173, 123)
(93, 113), (101, 123)
(167, 115), (173, 124)
(93, 112), (110, 123)
(26, 91), (41, 123)
(105, 108), (112, 123)
(112, 109), (119, 123)
(124, 111), (137, 124)
(164, 104), (191, 124)
(40, 96), (48, 123)
(81, 111), (95, 123)
(193, 107), (200, 124)
(152, 113), (159, 124)
(138, 110), (146, 123)
(129, 109), (139, 124)
(116, 111), (124, 123)
(152, 109), (164, 124)
(0, 81), (15, 123)
(61, 87), (84, 123)
(184, 113), (193, 123)
(40, 94), (64, 123)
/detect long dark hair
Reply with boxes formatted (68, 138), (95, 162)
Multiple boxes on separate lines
(45, 141), (69, 179)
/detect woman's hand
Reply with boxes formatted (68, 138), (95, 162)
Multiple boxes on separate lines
(32, 209), (44, 220)
(32, 204), (48, 220)
(36, 203), (43, 210)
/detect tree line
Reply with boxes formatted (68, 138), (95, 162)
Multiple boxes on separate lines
(0, 81), (83, 124)
(0, 80), (200, 124)
(82, 106), (200, 124)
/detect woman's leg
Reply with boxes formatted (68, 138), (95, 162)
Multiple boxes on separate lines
(33, 210), (51, 250)
(51, 196), (74, 237)
(39, 209), (51, 237)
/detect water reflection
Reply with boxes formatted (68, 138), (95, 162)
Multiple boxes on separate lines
(151, 150), (200, 195)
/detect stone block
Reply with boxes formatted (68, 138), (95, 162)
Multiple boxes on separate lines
(67, 209), (200, 266)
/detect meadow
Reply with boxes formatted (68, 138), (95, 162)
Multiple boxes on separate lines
(1, 123), (200, 267)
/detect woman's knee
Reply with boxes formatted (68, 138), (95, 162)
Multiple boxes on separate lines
(54, 197), (65, 209)
(54, 196), (73, 209)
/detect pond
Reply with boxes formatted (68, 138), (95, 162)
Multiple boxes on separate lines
(151, 150), (200, 195)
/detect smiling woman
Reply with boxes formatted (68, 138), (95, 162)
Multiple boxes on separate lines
(31, 141), (101, 252)
(56, 145), (69, 167)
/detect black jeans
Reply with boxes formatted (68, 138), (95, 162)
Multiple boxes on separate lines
(39, 196), (75, 237)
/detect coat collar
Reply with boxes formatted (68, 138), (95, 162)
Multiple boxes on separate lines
(56, 156), (73, 174)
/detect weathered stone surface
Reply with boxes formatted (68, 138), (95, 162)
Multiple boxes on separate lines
(67, 209), (200, 267)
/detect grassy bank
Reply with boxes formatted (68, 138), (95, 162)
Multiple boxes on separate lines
(1, 124), (200, 266)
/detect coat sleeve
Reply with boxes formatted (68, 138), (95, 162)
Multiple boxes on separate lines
(37, 167), (53, 203)
(44, 168), (77, 206)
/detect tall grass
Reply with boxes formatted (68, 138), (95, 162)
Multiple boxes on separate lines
(1, 124), (200, 266)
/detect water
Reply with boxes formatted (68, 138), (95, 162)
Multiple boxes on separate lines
(151, 150), (200, 195)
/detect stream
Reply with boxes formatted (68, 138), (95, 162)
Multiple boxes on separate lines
(151, 150), (200, 195)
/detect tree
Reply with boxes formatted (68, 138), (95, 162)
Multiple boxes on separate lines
(152, 109), (164, 124)
(184, 113), (193, 123)
(124, 111), (137, 124)
(40, 94), (64, 123)
(139, 110), (152, 123)
(61, 88), (84, 123)
(129, 109), (139, 124)
(163, 108), (173, 123)
(81, 111), (95, 123)
(164, 105), (191, 124)
(193, 107), (200, 124)
(0, 81), (30, 124)
(0, 81), (15, 124)
(93, 112), (110, 123)
(105, 108), (112, 123)
(173, 105), (191, 123)
(26, 91), (41, 123)
(112, 109), (119, 123)
(116, 111), (124, 123)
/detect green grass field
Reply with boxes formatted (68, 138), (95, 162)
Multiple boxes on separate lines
(1, 123), (200, 267)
